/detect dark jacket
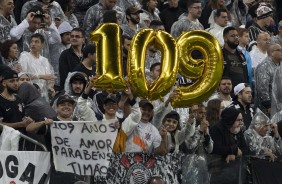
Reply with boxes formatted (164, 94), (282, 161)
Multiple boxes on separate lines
(229, 100), (254, 129)
(59, 47), (83, 90)
(222, 48), (249, 88)
(210, 122), (248, 156)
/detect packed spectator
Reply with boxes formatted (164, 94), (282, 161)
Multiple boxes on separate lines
(1, 0), (282, 183)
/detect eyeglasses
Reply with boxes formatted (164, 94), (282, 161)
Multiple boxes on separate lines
(70, 35), (84, 39)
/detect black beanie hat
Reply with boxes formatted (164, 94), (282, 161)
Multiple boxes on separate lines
(220, 107), (241, 129)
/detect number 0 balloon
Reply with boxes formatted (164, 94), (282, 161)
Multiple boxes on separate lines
(127, 29), (178, 100)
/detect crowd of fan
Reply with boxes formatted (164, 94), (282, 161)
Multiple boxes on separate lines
(1, 0), (282, 183)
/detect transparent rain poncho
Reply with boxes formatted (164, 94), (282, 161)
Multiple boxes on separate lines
(271, 65), (282, 121)
(244, 109), (282, 158)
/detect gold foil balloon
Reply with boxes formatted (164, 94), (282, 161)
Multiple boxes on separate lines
(90, 23), (126, 90)
(127, 29), (178, 100)
(171, 30), (223, 107)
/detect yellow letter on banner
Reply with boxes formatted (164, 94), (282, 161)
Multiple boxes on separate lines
(90, 23), (126, 90)
(127, 29), (179, 100)
(172, 30), (224, 107)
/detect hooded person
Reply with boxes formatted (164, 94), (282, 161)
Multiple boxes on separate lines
(244, 109), (282, 162)
(17, 82), (56, 150)
(210, 107), (248, 162)
(52, 72), (98, 120)
(17, 82), (56, 122)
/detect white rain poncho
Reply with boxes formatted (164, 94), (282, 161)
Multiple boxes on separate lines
(19, 51), (55, 102)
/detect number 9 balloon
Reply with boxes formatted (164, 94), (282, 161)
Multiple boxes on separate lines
(171, 30), (223, 107)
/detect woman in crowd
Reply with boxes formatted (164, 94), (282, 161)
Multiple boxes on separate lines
(206, 98), (224, 128)
(160, 111), (196, 153)
(0, 40), (21, 73)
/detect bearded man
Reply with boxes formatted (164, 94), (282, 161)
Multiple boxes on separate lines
(222, 26), (250, 88)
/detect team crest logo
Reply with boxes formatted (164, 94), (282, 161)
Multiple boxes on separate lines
(120, 154), (155, 184)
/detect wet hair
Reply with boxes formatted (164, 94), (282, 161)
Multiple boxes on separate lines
(30, 33), (45, 44)
(1, 40), (17, 59)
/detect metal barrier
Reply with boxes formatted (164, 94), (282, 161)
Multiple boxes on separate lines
(0, 124), (48, 151)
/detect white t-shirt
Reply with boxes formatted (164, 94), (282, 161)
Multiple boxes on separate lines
(125, 121), (161, 154)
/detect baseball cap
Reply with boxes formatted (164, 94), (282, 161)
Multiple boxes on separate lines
(126, 6), (143, 15)
(0, 66), (18, 82)
(234, 83), (246, 96)
(58, 21), (73, 34)
(139, 99), (154, 109)
(103, 95), (118, 104)
(57, 95), (75, 106)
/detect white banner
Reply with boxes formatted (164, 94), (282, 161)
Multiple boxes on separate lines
(0, 151), (50, 184)
(51, 120), (118, 176)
